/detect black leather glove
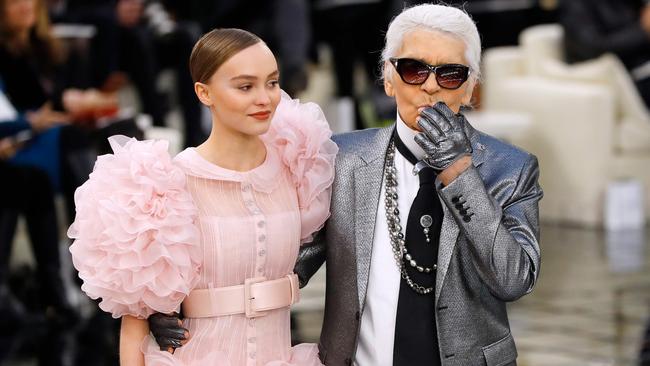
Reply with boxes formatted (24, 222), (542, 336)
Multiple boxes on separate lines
(414, 102), (472, 172)
(148, 312), (188, 352)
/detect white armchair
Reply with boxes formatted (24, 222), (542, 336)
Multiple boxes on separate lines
(482, 24), (650, 226)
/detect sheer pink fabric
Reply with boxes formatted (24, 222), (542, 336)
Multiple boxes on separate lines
(68, 93), (336, 365)
(67, 137), (201, 319)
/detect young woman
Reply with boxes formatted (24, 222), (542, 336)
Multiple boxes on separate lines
(68, 28), (336, 365)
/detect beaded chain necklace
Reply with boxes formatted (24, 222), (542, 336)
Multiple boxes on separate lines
(383, 140), (437, 295)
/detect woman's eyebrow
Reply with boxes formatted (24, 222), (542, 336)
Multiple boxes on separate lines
(231, 75), (257, 81)
(231, 70), (279, 81)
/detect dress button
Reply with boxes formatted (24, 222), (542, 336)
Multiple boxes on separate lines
(257, 221), (265, 228)
(257, 267), (264, 273)
(258, 249), (266, 256)
(249, 352), (256, 358)
(258, 234), (266, 242)
(248, 337), (256, 343)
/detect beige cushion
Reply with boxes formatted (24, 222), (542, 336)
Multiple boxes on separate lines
(536, 55), (650, 153)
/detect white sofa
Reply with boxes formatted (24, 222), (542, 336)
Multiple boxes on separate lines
(481, 24), (650, 226)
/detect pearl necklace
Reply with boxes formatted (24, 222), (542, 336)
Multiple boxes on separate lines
(384, 141), (437, 295)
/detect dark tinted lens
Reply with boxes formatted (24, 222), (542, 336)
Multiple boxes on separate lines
(396, 59), (430, 84)
(435, 65), (469, 89)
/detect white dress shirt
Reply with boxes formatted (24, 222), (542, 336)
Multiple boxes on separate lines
(354, 115), (426, 365)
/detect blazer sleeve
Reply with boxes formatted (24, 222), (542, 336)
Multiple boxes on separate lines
(438, 154), (543, 301)
(293, 228), (327, 288)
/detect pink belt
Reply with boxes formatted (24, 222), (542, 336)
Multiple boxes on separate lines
(182, 274), (300, 319)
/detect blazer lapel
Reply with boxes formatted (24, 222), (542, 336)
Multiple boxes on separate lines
(354, 126), (393, 309)
(435, 119), (486, 303)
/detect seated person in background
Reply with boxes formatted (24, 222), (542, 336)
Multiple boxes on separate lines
(559, 0), (650, 109)
(0, 0), (119, 124)
(0, 115), (77, 326)
(50, 0), (205, 147)
(0, 0), (141, 223)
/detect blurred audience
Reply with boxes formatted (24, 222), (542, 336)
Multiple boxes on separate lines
(0, 107), (77, 328)
(311, 0), (395, 128)
(0, 0), (117, 122)
(49, 0), (205, 147)
(185, 0), (310, 98)
(642, 320), (650, 365)
(0, 0), (143, 223)
(559, 0), (650, 109)
(435, 0), (558, 48)
(643, 321), (650, 365)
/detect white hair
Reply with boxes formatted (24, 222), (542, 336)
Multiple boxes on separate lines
(381, 3), (482, 82)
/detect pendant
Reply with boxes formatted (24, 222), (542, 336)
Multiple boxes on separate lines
(420, 214), (433, 243)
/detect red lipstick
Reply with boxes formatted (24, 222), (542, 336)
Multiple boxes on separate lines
(249, 111), (271, 121)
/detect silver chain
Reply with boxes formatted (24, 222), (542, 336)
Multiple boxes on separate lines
(383, 141), (435, 295)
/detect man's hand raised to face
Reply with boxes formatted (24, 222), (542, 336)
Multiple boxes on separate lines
(414, 102), (473, 185)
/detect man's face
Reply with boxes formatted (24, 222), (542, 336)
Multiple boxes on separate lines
(384, 29), (475, 131)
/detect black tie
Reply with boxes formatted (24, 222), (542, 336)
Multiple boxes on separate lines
(393, 132), (442, 366)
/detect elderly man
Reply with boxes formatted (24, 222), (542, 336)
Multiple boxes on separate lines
(150, 4), (542, 365)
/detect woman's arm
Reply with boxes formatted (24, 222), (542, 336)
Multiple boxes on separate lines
(120, 315), (149, 366)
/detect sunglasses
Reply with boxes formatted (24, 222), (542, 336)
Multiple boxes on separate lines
(389, 58), (470, 90)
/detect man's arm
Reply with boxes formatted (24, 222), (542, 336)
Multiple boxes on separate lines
(293, 228), (327, 288)
(416, 103), (542, 302)
(438, 155), (543, 301)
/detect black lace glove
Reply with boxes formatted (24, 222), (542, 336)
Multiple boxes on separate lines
(414, 102), (473, 172)
(148, 312), (188, 352)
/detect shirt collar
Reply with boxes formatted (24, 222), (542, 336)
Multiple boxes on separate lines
(396, 112), (426, 161)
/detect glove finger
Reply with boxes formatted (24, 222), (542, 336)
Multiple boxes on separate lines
(420, 104), (452, 133)
(157, 327), (189, 341)
(417, 117), (444, 143)
(157, 337), (182, 350)
(419, 107), (446, 133)
(150, 312), (182, 327)
(432, 102), (456, 130)
(415, 132), (438, 152)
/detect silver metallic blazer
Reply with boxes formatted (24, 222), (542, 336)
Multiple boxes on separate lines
(294, 120), (543, 366)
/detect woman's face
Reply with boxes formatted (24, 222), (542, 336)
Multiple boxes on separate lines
(3, 0), (37, 34)
(384, 29), (475, 131)
(195, 42), (281, 138)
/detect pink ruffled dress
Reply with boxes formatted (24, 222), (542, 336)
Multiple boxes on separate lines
(68, 92), (338, 366)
